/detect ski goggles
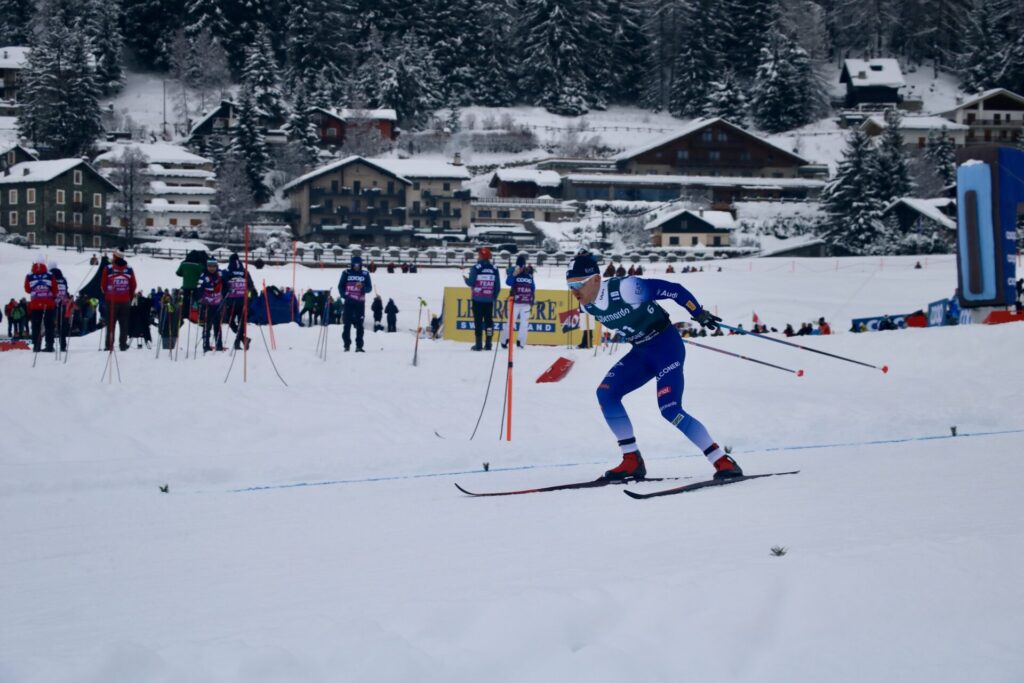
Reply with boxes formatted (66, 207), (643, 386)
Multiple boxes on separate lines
(567, 278), (590, 291)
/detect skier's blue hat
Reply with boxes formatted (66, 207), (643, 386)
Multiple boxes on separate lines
(566, 254), (599, 280)
(351, 255), (363, 267)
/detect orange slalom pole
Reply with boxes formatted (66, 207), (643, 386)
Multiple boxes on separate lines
(262, 279), (276, 351)
(505, 297), (515, 441)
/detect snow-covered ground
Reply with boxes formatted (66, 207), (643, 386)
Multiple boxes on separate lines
(3, 243), (1023, 682)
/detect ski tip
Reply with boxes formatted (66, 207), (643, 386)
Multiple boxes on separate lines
(454, 483), (474, 496)
(796, 369), (804, 377)
(622, 489), (645, 499)
(882, 364), (889, 374)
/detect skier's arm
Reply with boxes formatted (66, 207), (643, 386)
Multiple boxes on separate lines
(626, 277), (704, 316)
(464, 265), (477, 287)
(364, 272), (372, 295)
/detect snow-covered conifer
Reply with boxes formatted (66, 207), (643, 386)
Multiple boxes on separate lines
(821, 129), (885, 254)
(0, 0), (35, 45)
(230, 85), (271, 204)
(702, 69), (747, 124)
(517, 0), (592, 116)
(872, 108), (912, 205)
(243, 27), (284, 122)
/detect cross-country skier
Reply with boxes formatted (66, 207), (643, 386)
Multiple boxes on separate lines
(464, 247), (500, 351)
(223, 253), (256, 350)
(565, 253), (742, 481)
(23, 257), (57, 352)
(49, 261), (70, 353)
(196, 259), (225, 352)
(500, 254), (534, 349)
(338, 255), (372, 352)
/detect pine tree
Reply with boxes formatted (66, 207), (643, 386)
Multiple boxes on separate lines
(93, 1), (125, 94)
(872, 108), (912, 204)
(122, 0), (182, 69)
(242, 27), (284, 122)
(186, 0), (270, 75)
(924, 129), (957, 188)
(0, 0), (35, 45)
(475, 6), (515, 107)
(286, 82), (321, 166)
(285, 0), (350, 93)
(517, 0), (592, 116)
(728, 0), (777, 81)
(702, 69), (747, 124)
(356, 30), (441, 128)
(821, 129), (885, 254)
(958, 0), (1013, 93)
(668, 1), (723, 118)
(749, 30), (820, 133)
(18, 24), (103, 158)
(642, 0), (688, 111)
(603, 0), (648, 103)
(231, 85), (270, 204)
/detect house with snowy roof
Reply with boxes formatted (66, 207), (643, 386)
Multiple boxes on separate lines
(839, 59), (905, 108)
(941, 88), (1024, 146)
(611, 118), (819, 178)
(645, 207), (734, 248)
(281, 155), (471, 245)
(94, 143), (216, 234)
(310, 107), (398, 148)
(881, 197), (957, 247)
(860, 115), (969, 148)
(0, 158), (118, 248)
(0, 143), (36, 173)
(489, 169), (563, 198)
(186, 100), (281, 155)
(0, 47), (29, 103)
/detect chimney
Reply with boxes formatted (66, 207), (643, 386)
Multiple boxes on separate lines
(858, 70), (866, 79)
(2, 51), (7, 59)
(452, 152), (463, 166)
(22, 167), (29, 176)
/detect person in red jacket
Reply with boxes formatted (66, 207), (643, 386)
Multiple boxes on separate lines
(24, 257), (58, 352)
(100, 248), (137, 351)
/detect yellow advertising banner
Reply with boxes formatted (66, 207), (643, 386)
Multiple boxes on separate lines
(442, 287), (590, 346)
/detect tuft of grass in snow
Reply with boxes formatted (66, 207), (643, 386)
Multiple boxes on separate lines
(770, 546), (788, 557)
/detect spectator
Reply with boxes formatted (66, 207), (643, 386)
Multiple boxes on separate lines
(665, 264), (675, 274)
(223, 253), (256, 350)
(603, 263), (616, 277)
(401, 262), (410, 273)
(175, 250), (205, 313)
(463, 247), (500, 350)
(385, 298), (399, 333)
(914, 261), (923, 269)
(877, 315), (898, 331)
(409, 262), (418, 273)
(196, 259), (225, 351)
(301, 289), (317, 326)
(817, 317), (832, 335)
(500, 254), (535, 349)
(15, 298), (29, 338)
(615, 265), (626, 277)
(635, 265), (644, 275)
(627, 265), (636, 276)
(49, 261), (71, 353)
(101, 249), (137, 352)
(89, 254), (99, 265)
(338, 255), (372, 352)
(5, 298), (15, 337)
(23, 257), (58, 352)
(430, 314), (441, 339)
(129, 292), (153, 349)
(367, 261), (377, 273)
(387, 262), (396, 273)
(371, 294), (384, 332)
(158, 291), (181, 350)
(783, 323), (795, 337)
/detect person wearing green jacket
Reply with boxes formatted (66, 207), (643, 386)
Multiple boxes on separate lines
(175, 250), (205, 312)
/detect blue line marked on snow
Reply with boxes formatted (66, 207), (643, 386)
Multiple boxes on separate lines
(229, 427), (1024, 493)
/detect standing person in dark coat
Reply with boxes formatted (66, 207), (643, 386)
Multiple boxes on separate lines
(48, 261), (71, 352)
(222, 253), (256, 350)
(385, 298), (399, 332)
(100, 249), (137, 352)
(338, 255), (372, 352)
(24, 257), (58, 352)
(196, 259), (225, 351)
(371, 294), (384, 332)
(129, 292), (153, 348)
(4, 298), (15, 338)
(463, 247), (500, 350)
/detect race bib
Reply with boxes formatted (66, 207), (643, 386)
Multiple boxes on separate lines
(228, 277), (247, 298)
(472, 273), (496, 299)
(345, 280), (365, 302)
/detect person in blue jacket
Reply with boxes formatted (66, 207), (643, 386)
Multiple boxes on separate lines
(565, 253), (742, 482)
(338, 255), (372, 352)
(463, 247), (500, 351)
(500, 254), (535, 349)
(222, 253), (256, 350)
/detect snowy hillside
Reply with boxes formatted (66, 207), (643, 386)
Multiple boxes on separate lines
(2, 243), (1023, 682)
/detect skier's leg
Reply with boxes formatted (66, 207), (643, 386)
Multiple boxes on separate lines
(517, 304), (531, 346)
(596, 346), (654, 450)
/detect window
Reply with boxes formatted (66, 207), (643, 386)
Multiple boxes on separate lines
(326, 127), (338, 137)
(497, 210), (510, 219)
(442, 220), (450, 228)
(73, 234), (82, 247)
(522, 211), (535, 219)
(26, 188), (35, 203)
(73, 190), (82, 204)
(56, 210), (65, 224)
(8, 189), (16, 204)
(169, 218), (178, 225)
(739, 151), (751, 161)
(443, 182), (451, 191)
(73, 170), (83, 185)
(676, 150), (689, 161)
(478, 209), (492, 218)
(669, 236), (679, 246)
(5, 151), (13, 165)
(56, 189), (65, 205)
(691, 236), (699, 246)
(717, 131), (728, 142)
(353, 181), (361, 194)
(26, 210), (35, 225)
(412, 181), (420, 191)
(713, 236), (722, 246)
(387, 181), (394, 194)
(145, 217), (154, 226)
(93, 193), (102, 208)
(93, 236), (102, 248)
(412, 219), (420, 228)
(190, 219), (202, 226)
(8, 210), (17, 225)
(709, 151), (721, 161)
(92, 214), (102, 226)
(26, 231), (36, 244)
(73, 212), (82, 225)
(55, 233), (65, 246)
(918, 137), (927, 147)
(702, 130), (713, 142)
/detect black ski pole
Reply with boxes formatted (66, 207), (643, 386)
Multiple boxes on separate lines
(682, 337), (804, 376)
(718, 323), (888, 373)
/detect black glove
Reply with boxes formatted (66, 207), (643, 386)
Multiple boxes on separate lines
(694, 309), (722, 331)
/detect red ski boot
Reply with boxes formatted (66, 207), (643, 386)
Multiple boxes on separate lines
(712, 454), (744, 480)
(603, 451), (647, 481)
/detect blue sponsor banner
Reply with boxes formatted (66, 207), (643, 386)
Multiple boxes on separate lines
(851, 314), (907, 332)
(928, 299), (951, 327)
(455, 321), (556, 332)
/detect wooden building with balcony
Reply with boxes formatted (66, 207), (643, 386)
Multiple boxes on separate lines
(0, 158), (118, 248)
(941, 88), (1024, 146)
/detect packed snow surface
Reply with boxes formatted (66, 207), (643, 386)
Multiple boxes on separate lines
(1, 244), (1022, 682)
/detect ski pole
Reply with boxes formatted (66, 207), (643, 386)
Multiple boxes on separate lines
(718, 323), (888, 373)
(682, 337), (804, 376)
